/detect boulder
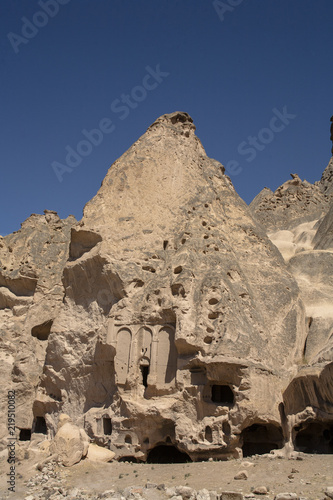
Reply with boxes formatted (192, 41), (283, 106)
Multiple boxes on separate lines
(49, 415), (88, 467)
(86, 443), (115, 462)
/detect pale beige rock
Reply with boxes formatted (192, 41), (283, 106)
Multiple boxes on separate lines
(49, 415), (86, 467)
(86, 443), (115, 462)
(253, 486), (268, 495)
(234, 470), (248, 480)
(0, 210), (75, 449)
(0, 112), (332, 465)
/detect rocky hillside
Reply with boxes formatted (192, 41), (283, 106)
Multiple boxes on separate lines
(0, 112), (332, 466)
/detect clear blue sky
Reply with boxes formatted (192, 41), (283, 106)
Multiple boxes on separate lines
(1, 0), (332, 236)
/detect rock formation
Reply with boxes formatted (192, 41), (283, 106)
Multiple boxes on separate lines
(250, 157), (333, 456)
(0, 112), (332, 463)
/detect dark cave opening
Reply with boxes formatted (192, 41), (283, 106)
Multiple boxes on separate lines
(205, 426), (213, 443)
(141, 365), (149, 388)
(147, 445), (192, 464)
(241, 423), (283, 457)
(103, 417), (112, 435)
(19, 429), (31, 441)
(295, 422), (333, 454)
(118, 456), (138, 463)
(34, 416), (47, 434)
(31, 320), (53, 341)
(211, 385), (234, 405)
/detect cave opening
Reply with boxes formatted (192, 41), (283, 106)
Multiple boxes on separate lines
(147, 445), (192, 464)
(103, 417), (112, 436)
(241, 424), (283, 457)
(34, 416), (47, 434)
(205, 426), (213, 443)
(141, 365), (149, 388)
(118, 456), (138, 463)
(295, 422), (333, 454)
(19, 429), (31, 441)
(125, 435), (132, 444)
(211, 385), (234, 405)
(31, 320), (53, 341)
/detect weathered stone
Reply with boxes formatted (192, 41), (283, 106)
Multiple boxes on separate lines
(325, 486), (333, 499)
(220, 492), (244, 500)
(274, 494), (298, 500)
(175, 485), (196, 498)
(86, 443), (115, 462)
(250, 173), (330, 231)
(49, 415), (87, 467)
(0, 112), (332, 466)
(234, 470), (248, 480)
(29, 111), (309, 462)
(252, 486), (268, 495)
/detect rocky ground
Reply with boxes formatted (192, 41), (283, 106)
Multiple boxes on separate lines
(1, 451), (333, 500)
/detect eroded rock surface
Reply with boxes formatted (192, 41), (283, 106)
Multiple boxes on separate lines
(0, 112), (332, 465)
(0, 210), (76, 449)
(250, 158), (333, 456)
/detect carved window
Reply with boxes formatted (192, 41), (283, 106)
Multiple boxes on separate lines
(103, 417), (112, 435)
(211, 385), (234, 405)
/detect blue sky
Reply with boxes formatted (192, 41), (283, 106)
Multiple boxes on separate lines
(1, 0), (332, 236)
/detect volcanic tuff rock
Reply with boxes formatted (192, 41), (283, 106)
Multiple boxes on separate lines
(0, 210), (76, 448)
(250, 157), (333, 455)
(0, 112), (332, 463)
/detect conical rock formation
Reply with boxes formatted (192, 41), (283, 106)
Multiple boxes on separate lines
(0, 113), (332, 462)
(33, 112), (306, 461)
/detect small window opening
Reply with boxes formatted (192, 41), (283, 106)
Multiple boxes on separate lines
(141, 365), (149, 388)
(163, 240), (169, 250)
(125, 435), (132, 444)
(223, 421), (231, 436)
(211, 385), (234, 405)
(103, 417), (112, 435)
(205, 426), (213, 443)
(19, 429), (31, 441)
(34, 416), (47, 434)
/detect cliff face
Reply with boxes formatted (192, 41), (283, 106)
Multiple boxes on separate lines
(0, 211), (76, 446)
(0, 112), (332, 461)
(250, 158), (333, 455)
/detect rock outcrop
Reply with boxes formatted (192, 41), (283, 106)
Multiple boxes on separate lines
(250, 173), (331, 232)
(0, 210), (76, 449)
(49, 414), (89, 467)
(0, 112), (332, 463)
(250, 158), (333, 456)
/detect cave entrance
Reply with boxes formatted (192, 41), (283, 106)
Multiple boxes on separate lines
(103, 417), (112, 436)
(34, 416), (47, 434)
(211, 385), (234, 405)
(19, 429), (31, 441)
(118, 456), (138, 463)
(31, 320), (53, 341)
(295, 422), (333, 454)
(241, 424), (283, 457)
(140, 363), (150, 388)
(147, 445), (192, 464)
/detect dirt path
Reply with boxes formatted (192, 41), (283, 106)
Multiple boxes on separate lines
(1, 452), (332, 499)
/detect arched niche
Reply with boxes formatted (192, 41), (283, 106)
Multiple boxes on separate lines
(115, 328), (132, 384)
(156, 326), (177, 386)
(137, 327), (153, 388)
(137, 326), (152, 359)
